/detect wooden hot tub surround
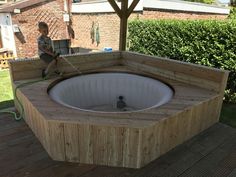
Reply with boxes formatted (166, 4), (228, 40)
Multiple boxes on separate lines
(9, 51), (228, 168)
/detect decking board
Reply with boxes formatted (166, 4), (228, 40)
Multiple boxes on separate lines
(0, 113), (235, 177)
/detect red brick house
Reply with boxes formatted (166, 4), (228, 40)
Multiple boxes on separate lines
(0, 0), (70, 58)
(0, 0), (230, 58)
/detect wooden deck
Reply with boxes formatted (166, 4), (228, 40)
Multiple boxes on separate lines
(9, 51), (229, 168)
(0, 111), (236, 177)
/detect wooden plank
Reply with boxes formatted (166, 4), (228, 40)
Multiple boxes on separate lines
(31, 163), (97, 177)
(208, 136), (236, 177)
(122, 51), (228, 83)
(189, 124), (236, 156)
(9, 51), (122, 81)
(123, 128), (142, 168)
(127, 0), (140, 17)
(77, 166), (134, 177)
(92, 125), (108, 165)
(1, 112), (236, 176)
(149, 151), (203, 177)
(0, 114), (98, 177)
(58, 59), (120, 74)
(215, 71), (229, 121)
(47, 121), (65, 161)
(6, 157), (57, 177)
(139, 98), (222, 168)
(108, 0), (121, 18)
(11, 59), (119, 81)
(125, 59), (221, 92)
(10, 52), (121, 72)
(139, 124), (161, 167)
(106, 126), (125, 166)
(36, 112), (50, 151)
(179, 136), (236, 177)
(158, 115), (179, 155)
(78, 124), (93, 164)
(19, 92), (50, 151)
(188, 102), (204, 137)
(64, 123), (79, 162)
(228, 170), (236, 177)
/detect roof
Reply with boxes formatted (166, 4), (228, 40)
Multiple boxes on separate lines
(0, 0), (47, 13)
(72, 0), (230, 15)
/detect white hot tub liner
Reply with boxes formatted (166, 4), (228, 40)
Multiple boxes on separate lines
(49, 73), (173, 113)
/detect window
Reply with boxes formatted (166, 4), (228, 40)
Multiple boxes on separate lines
(72, 0), (81, 3)
(52, 40), (70, 55)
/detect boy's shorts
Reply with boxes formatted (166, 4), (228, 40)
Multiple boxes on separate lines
(40, 53), (55, 64)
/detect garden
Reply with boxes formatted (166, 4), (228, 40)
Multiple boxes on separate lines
(1, 2), (236, 128)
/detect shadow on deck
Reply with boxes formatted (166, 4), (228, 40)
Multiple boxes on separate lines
(0, 112), (236, 177)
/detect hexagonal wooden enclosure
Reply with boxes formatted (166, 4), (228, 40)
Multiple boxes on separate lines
(9, 51), (228, 168)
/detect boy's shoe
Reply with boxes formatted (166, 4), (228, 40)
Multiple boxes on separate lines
(42, 69), (47, 78)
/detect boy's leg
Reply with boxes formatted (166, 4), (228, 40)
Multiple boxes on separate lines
(45, 59), (56, 74)
(40, 53), (57, 76)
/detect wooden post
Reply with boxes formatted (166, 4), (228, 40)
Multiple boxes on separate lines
(127, 0), (140, 18)
(108, 0), (140, 51)
(107, 0), (121, 18)
(119, 0), (128, 51)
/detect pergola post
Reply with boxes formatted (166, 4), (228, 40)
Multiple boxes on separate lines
(119, 0), (128, 51)
(108, 0), (140, 51)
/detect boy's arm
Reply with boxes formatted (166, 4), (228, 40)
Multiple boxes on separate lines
(38, 46), (56, 57)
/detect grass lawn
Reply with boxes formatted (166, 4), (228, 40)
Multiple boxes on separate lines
(0, 69), (13, 101)
(0, 69), (14, 109)
(0, 69), (235, 128)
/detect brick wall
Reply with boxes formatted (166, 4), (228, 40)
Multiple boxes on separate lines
(71, 10), (227, 51)
(141, 10), (227, 20)
(12, 4), (228, 58)
(71, 13), (121, 51)
(12, 0), (68, 58)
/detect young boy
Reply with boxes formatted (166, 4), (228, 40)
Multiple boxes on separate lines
(37, 22), (61, 78)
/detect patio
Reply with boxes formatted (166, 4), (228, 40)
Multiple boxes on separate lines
(1, 111), (236, 177)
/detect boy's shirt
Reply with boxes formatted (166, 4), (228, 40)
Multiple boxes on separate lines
(37, 35), (53, 56)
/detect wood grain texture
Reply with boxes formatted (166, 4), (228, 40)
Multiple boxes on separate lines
(1, 112), (236, 177)
(9, 52), (122, 81)
(122, 51), (229, 93)
(9, 51), (228, 168)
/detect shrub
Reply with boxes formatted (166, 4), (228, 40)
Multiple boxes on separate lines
(228, 7), (236, 19)
(128, 20), (236, 103)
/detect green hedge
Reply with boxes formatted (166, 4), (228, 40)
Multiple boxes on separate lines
(128, 20), (236, 103)
(229, 7), (236, 19)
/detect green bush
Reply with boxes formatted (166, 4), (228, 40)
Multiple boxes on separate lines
(228, 7), (236, 19)
(128, 20), (236, 103)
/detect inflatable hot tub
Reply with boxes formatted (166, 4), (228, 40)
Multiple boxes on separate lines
(49, 73), (173, 113)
